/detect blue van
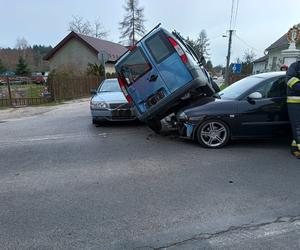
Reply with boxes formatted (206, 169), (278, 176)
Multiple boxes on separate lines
(115, 25), (216, 131)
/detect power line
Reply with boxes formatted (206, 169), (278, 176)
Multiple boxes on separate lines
(229, 0), (235, 30)
(233, 0), (239, 29)
(234, 33), (263, 54)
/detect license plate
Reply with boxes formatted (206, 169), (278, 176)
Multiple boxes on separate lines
(112, 110), (131, 117)
(146, 90), (165, 108)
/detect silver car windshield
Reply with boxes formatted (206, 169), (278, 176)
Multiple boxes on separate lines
(98, 79), (121, 92)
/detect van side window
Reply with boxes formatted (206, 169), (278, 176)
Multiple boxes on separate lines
(145, 32), (174, 63)
(119, 47), (151, 85)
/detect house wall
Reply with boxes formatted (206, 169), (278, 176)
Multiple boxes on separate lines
(105, 63), (116, 74)
(266, 44), (300, 71)
(266, 49), (284, 72)
(48, 38), (116, 74)
(252, 61), (266, 74)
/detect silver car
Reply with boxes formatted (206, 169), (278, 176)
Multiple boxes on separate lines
(90, 78), (136, 124)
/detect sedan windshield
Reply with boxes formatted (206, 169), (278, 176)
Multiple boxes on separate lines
(218, 76), (263, 100)
(98, 79), (121, 92)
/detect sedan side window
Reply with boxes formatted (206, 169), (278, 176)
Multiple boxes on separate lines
(254, 77), (286, 98)
(267, 78), (286, 98)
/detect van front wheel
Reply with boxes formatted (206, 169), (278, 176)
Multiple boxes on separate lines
(147, 119), (162, 134)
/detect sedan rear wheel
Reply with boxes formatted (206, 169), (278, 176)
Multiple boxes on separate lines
(196, 119), (230, 148)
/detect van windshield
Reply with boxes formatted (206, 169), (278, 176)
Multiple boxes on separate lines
(117, 47), (151, 85)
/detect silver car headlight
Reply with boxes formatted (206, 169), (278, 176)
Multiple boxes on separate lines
(91, 100), (109, 109)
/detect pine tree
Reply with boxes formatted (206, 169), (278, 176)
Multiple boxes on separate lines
(119, 0), (146, 46)
(15, 56), (30, 76)
(0, 59), (6, 74)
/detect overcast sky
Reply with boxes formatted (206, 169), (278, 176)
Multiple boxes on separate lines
(1, 0), (300, 66)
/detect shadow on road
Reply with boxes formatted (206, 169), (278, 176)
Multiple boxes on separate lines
(158, 130), (290, 151)
(90, 119), (290, 151)
(93, 120), (144, 128)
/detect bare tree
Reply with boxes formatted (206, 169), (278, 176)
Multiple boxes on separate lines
(185, 30), (210, 60)
(197, 30), (210, 58)
(241, 50), (256, 75)
(69, 16), (92, 35)
(243, 49), (256, 63)
(15, 37), (30, 58)
(68, 16), (108, 39)
(119, 0), (146, 46)
(93, 18), (108, 38)
(234, 57), (242, 64)
(15, 37), (29, 50)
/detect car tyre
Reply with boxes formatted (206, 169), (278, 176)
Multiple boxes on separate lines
(196, 119), (230, 148)
(147, 118), (162, 134)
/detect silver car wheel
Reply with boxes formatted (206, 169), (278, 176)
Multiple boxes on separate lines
(200, 121), (228, 148)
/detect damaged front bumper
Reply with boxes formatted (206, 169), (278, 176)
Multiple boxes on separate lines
(177, 121), (196, 139)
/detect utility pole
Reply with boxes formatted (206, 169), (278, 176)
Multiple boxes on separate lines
(224, 29), (234, 85)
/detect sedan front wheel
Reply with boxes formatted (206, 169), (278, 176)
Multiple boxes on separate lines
(196, 119), (230, 148)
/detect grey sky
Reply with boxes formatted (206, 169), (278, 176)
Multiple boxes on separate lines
(1, 0), (300, 66)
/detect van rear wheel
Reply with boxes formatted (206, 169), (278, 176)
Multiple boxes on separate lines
(147, 119), (162, 133)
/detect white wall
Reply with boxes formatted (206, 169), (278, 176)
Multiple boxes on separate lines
(252, 61), (266, 74)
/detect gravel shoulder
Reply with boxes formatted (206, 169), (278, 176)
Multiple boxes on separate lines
(0, 98), (90, 121)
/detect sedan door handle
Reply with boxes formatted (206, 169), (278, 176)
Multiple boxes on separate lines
(149, 74), (158, 82)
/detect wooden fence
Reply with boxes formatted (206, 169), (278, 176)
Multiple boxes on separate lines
(0, 76), (53, 107)
(229, 74), (248, 84)
(48, 76), (103, 101)
(0, 97), (52, 107)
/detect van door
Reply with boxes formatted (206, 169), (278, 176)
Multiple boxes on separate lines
(143, 31), (193, 93)
(116, 46), (167, 114)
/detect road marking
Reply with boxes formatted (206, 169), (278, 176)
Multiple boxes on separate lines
(0, 130), (143, 147)
(0, 133), (109, 146)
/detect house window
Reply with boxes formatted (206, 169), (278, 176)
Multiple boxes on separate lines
(271, 57), (277, 71)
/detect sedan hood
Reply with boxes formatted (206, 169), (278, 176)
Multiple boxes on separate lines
(92, 92), (127, 104)
(179, 97), (232, 115)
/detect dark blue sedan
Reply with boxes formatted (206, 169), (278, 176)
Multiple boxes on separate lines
(176, 72), (290, 148)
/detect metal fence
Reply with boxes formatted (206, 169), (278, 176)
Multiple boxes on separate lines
(0, 76), (52, 107)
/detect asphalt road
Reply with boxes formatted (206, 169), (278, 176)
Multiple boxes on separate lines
(1, 101), (300, 250)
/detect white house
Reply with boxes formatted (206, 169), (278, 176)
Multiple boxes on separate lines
(253, 24), (300, 74)
(252, 55), (268, 74)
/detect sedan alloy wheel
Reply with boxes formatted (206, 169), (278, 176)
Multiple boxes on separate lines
(197, 119), (230, 148)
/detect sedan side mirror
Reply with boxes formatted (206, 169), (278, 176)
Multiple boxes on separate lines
(90, 89), (97, 96)
(248, 92), (263, 100)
